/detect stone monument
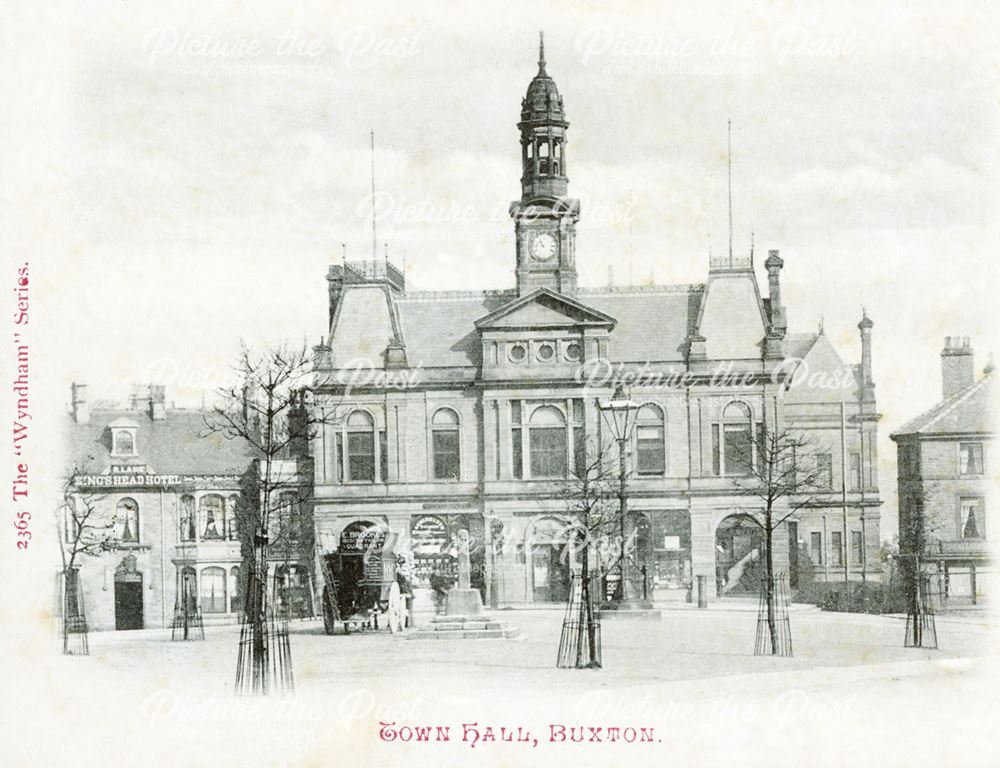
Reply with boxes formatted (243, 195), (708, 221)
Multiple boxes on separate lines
(410, 529), (518, 640)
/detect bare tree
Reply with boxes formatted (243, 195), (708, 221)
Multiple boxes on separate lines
(55, 462), (113, 654)
(205, 340), (334, 695)
(731, 425), (826, 655)
(554, 438), (624, 668)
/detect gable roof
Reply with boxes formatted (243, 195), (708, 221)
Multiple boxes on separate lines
(891, 375), (996, 438)
(474, 287), (617, 330)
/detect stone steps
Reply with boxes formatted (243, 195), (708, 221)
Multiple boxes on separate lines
(409, 614), (520, 640)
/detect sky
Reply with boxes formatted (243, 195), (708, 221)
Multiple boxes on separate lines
(4, 0), (999, 542)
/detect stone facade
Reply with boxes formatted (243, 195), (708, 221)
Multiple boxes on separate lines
(891, 337), (994, 604)
(62, 385), (313, 630)
(309, 43), (883, 608)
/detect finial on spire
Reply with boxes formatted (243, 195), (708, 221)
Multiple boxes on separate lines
(538, 31), (546, 75)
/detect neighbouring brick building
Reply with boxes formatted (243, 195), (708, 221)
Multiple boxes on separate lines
(307, 39), (883, 608)
(62, 384), (313, 630)
(891, 337), (995, 605)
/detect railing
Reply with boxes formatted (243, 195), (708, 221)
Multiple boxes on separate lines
(341, 260), (405, 289)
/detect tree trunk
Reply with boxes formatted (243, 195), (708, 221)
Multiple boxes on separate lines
(765, 521), (778, 655)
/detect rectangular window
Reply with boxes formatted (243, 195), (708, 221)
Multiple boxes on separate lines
(572, 399), (586, 478)
(866, 439), (876, 488)
(851, 530), (864, 564)
(379, 430), (388, 482)
(810, 532), (823, 565)
(636, 425), (665, 476)
(432, 430), (460, 480)
(849, 452), (861, 491)
(755, 422), (766, 474)
(511, 401), (523, 479)
(960, 498), (985, 539)
(347, 432), (375, 482)
(816, 453), (833, 489)
(831, 531), (844, 567)
(530, 427), (567, 478)
(724, 425), (753, 476)
(960, 443), (984, 476)
(334, 433), (343, 483)
(711, 424), (721, 476)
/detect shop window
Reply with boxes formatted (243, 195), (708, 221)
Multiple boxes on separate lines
(116, 498), (139, 543)
(432, 408), (461, 480)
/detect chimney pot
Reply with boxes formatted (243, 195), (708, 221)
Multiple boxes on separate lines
(941, 336), (975, 398)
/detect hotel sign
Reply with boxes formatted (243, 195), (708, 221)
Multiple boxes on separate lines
(74, 474), (236, 489)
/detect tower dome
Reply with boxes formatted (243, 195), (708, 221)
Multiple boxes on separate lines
(521, 33), (566, 125)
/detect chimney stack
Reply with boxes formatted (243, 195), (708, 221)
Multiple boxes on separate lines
(150, 385), (166, 421)
(71, 382), (89, 425)
(941, 336), (975, 399)
(857, 310), (876, 408)
(764, 249), (786, 335)
(129, 384), (151, 412)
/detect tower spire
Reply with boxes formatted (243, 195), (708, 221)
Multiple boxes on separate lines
(538, 31), (546, 75)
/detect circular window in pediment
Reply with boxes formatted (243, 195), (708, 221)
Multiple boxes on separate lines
(564, 342), (582, 362)
(508, 343), (527, 363)
(536, 342), (555, 362)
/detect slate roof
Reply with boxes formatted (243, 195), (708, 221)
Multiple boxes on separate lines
(391, 285), (704, 368)
(891, 375), (996, 438)
(65, 408), (253, 476)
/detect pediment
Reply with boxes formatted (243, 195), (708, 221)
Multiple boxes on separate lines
(474, 288), (616, 331)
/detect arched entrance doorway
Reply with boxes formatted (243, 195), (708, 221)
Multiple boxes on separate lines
(114, 555), (144, 630)
(715, 515), (764, 597)
(527, 517), (573, 603)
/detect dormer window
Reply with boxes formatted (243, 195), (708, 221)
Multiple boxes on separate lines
(111, 428), (137, 456)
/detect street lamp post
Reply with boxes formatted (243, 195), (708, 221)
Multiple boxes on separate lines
(598, 384), (648, 609)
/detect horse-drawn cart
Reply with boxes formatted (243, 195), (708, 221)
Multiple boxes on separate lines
(320, 530), (398, 635)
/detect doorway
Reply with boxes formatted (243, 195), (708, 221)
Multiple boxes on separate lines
(715, 514), (764, 597)
(532, 545), (571, 603)
(114, 575), (144, 630)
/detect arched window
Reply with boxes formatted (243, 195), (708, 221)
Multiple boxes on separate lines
(199, 494), (225, 541)
(723, 402), (753, 476)
(636, 404), (666, 476)
(200, 567), (226, 613)
(117, 498), (139, 543)
(180, 566), (197, 612)
(179, 495), (196, 542)
(432, 408), (461, 480)
(113, 430), (135, 456)
(346, 410), (376, 482)
(529, 406), (567, 478)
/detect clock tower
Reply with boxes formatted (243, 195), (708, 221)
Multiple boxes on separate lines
(510, 34), (579, 296)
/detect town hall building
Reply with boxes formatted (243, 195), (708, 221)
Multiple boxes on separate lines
(308, 39), (883, 607)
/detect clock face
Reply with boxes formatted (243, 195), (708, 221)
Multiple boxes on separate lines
(530, 233), (557, 261)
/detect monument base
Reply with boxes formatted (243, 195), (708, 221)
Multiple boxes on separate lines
(410, 588), (518, 639)
(446, 588), (485, 616)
